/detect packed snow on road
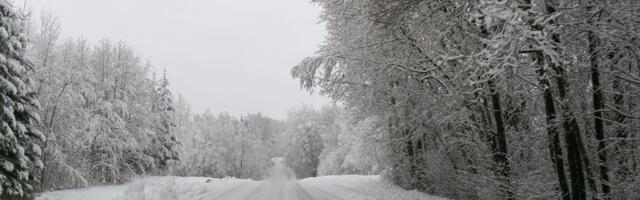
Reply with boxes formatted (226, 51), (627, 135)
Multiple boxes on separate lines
(36, 160), (447, 200)
(36, 175), (448, 200)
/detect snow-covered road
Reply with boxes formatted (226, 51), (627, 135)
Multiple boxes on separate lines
(36, 175), (448, 200)
(38, 158), (446, 200)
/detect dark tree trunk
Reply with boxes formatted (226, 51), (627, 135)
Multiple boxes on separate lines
(587, 11), (611, 198)
(477, 13), (515, 198)
(524, 0), (572, 198)
(488, 79), (514, 200)
(552, 62), (588, 200)
(535, 51), (572, 200)
(576, 128), (599, 200)
(39, 138), (49, 190)
(544, 2), (588, 199)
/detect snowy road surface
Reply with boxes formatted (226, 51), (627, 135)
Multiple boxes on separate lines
(36, 175), (448, 200)
(38, 158), (446, 200)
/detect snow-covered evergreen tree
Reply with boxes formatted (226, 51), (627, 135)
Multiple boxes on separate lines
(149, 70), (180, 170)
(0, 1), (44, 197)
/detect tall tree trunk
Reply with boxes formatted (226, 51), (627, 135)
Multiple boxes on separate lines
(544, 2), (589, 199)
(40, 138), (49, 190)
(478, 11), (514, 198)
(488, 79), (514, 200)
(553, 62), (588, 200)
(536, 51), (572, 200)
(523, 0), (572, 198)
(587, 5), (611, 198)
(405, 129), (416, 188)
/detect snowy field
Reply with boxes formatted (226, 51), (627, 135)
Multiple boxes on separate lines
(35, 175), (448, 200)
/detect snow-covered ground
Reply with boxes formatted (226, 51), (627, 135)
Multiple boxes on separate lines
(36, 175), (447, 200)
(38, 158), (447, 200)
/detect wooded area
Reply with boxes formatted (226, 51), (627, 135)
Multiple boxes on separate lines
(2, 0), (640, 199)
(292, 0), (640, 199)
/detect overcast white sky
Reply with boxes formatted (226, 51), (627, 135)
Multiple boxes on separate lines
(17, 0), (329, 119)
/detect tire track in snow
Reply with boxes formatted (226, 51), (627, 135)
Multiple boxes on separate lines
(205, 181), (257, 200)
(303, 181), (377, 200)
(243, 182), (267, 200)
(288, 181), (317, 200)
(240, 180), (323, 200)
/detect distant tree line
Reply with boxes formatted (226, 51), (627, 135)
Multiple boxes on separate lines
(169, 106), (285, 180)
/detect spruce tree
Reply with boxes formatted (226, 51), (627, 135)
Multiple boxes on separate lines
(0, 1), (44, 198)
(150, 70), (180, 169)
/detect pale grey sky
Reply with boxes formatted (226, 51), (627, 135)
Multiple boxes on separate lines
(17, 0), (329, 119)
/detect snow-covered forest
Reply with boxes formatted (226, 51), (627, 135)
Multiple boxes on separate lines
(1, 0), (640, 200)
(2, 3), (386, 198)
(292, 0), (640, 199)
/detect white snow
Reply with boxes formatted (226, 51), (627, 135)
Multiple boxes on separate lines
(37, 158), (446, 200)
(3, 161), (14, 172)
(36, 175), (448, 200)
(36, 184), (128, 200)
